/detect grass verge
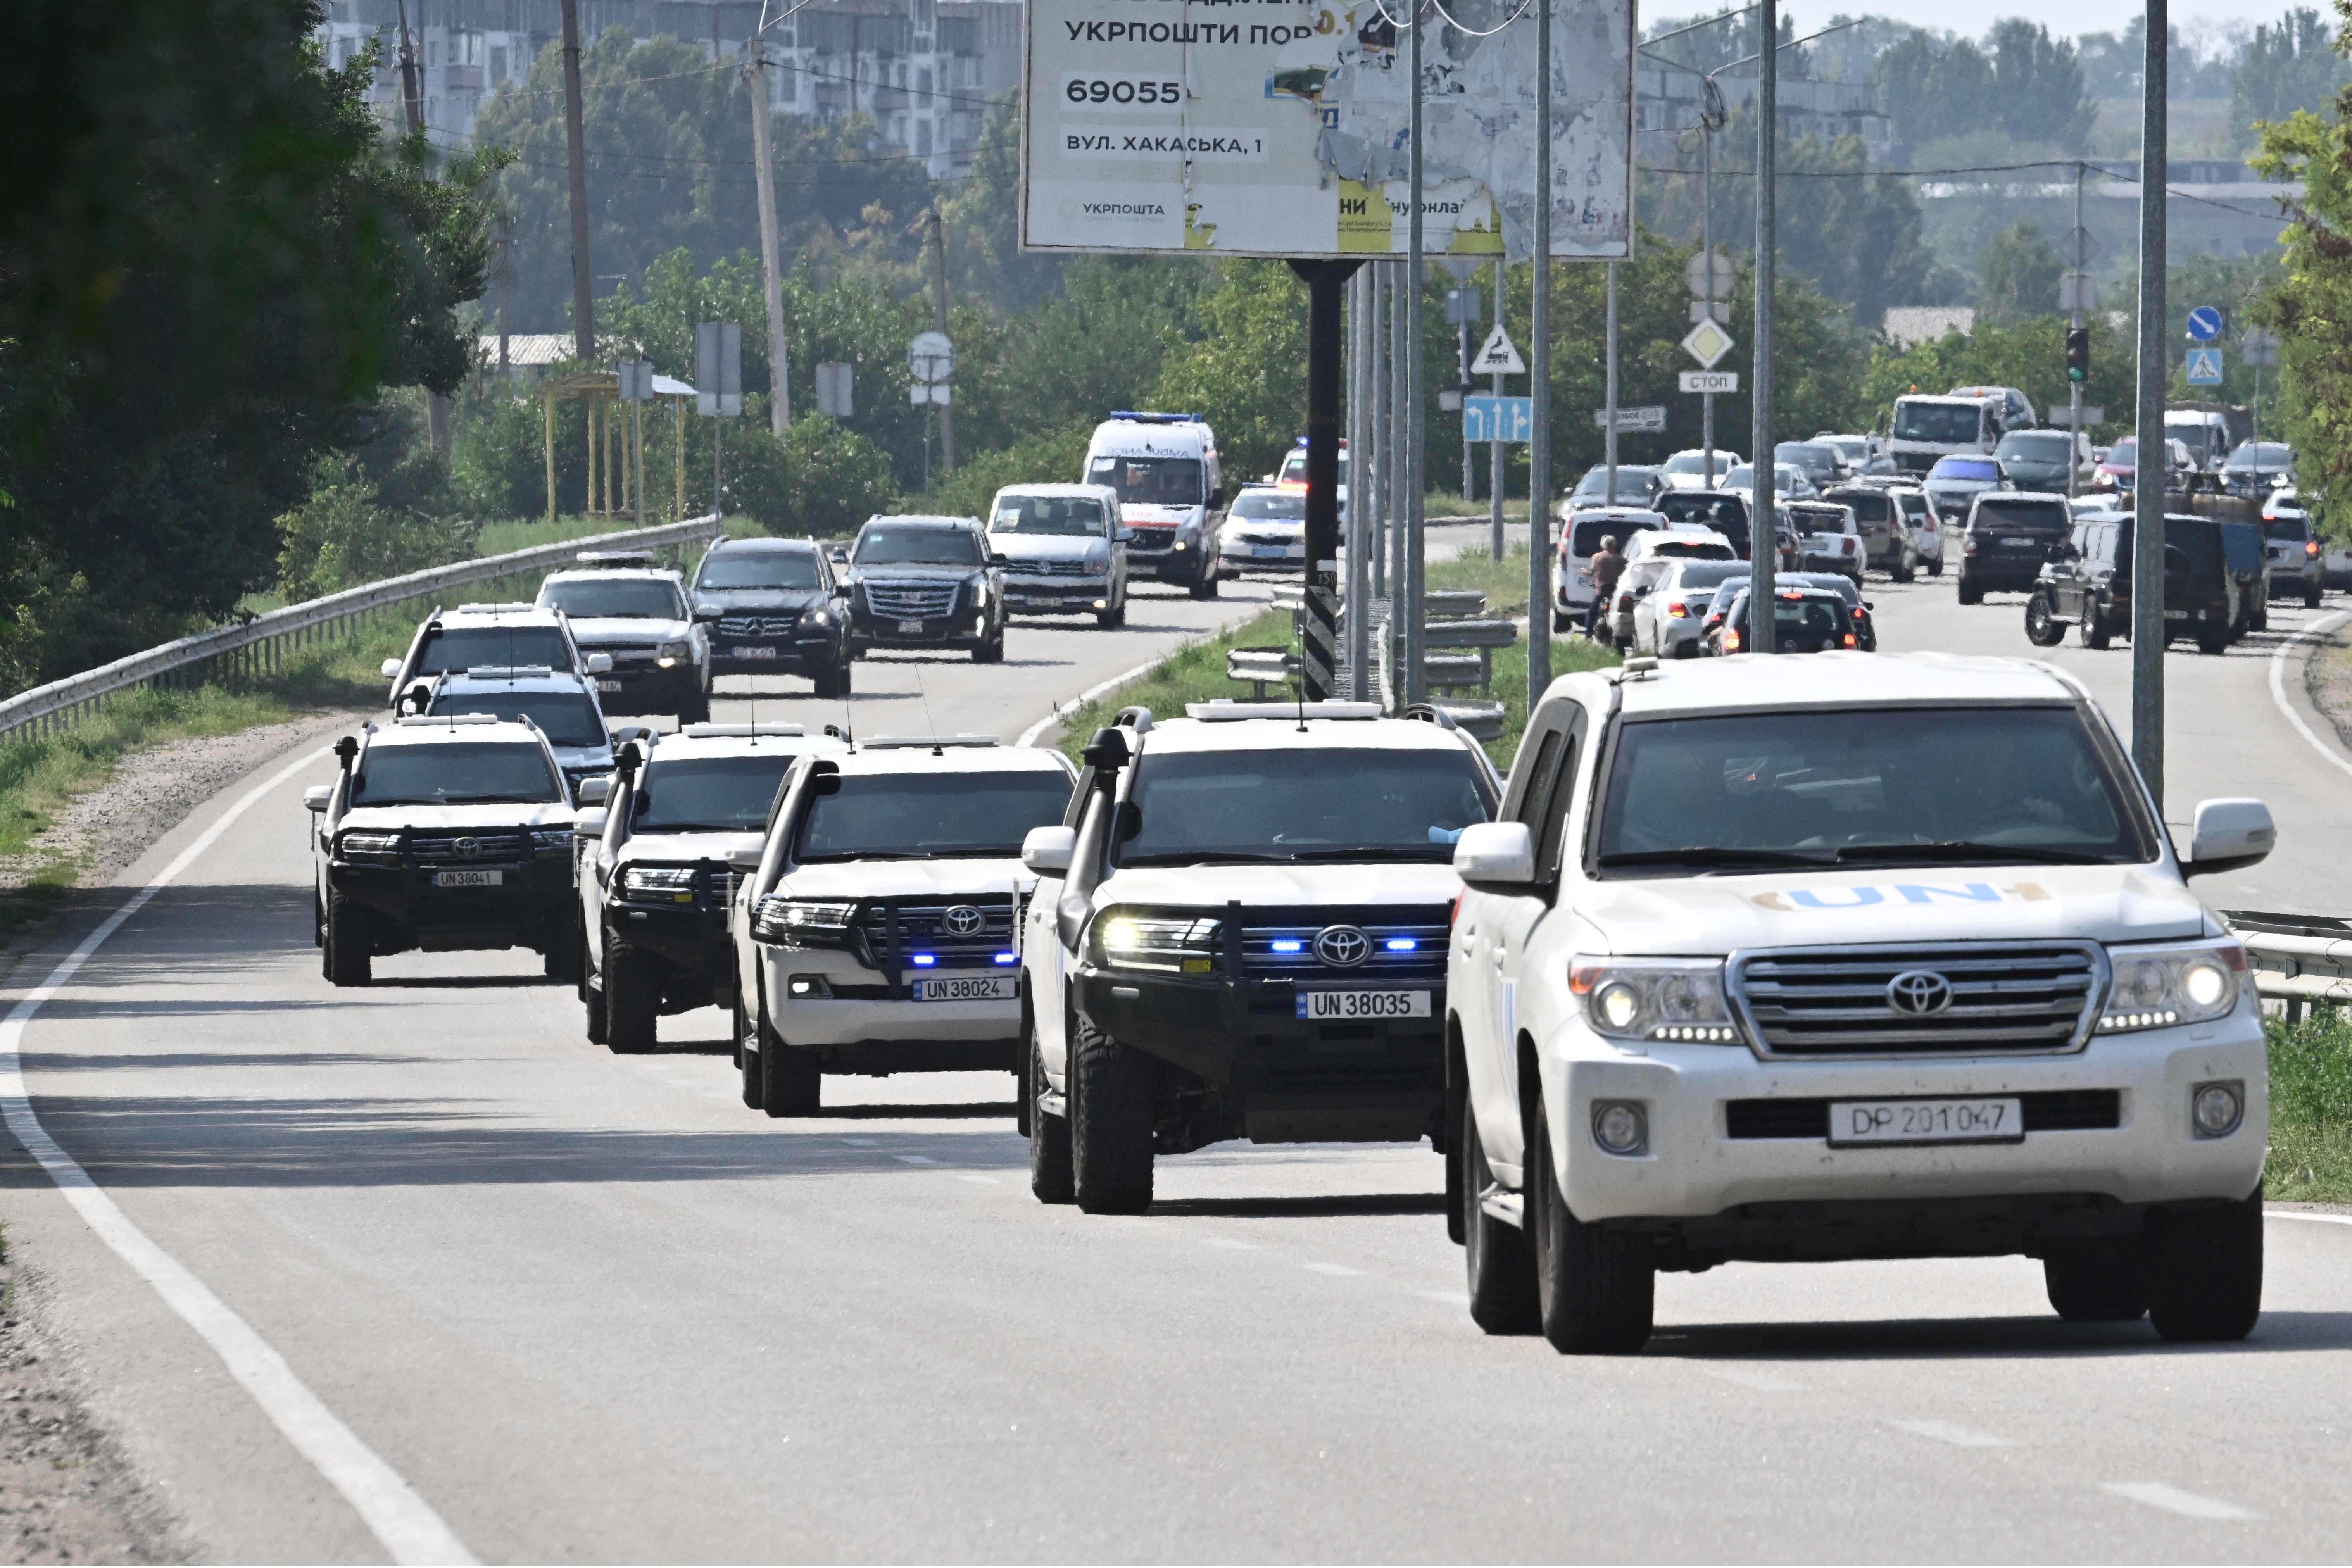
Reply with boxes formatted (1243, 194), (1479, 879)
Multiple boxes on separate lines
(2265, 1009), (2352, 1202)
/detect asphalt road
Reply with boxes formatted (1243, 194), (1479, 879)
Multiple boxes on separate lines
(4, 555), (2352, 1561)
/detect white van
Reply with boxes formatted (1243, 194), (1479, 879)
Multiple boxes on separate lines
(1082, 412), (1226, 599)
(1553, 506), (1666, 632)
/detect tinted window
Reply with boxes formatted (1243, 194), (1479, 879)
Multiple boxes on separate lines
(1230, 491), (1307, 521)
(1592, 708), (2152, 872)
(2262, 517), (2311, 542)
(1930, 458), (2000, 482)
(2107, 438), (2139, 465)
(992, 495), (1107, 535)
(1971, 499), (2070, 532)
(2230, 442), (2292, 466)
(1087, 455), (1203, 506)
(1569, 519), (1643, 556)
(797, 770), (1073, 860)
(1828, 491), (1892, 523)
(634, 755), (797, 830)
(1726, 592), (1852, 652)
(1115, 748), (1495, 866)
(1572, 467), (1662, 502)
(415, 625), (572, 676)
(351, 742), (561, 806)
(697, 550), (821, 590)
(540, 579), (684, 619)
(1774, 442), (1838, 475)
(1997, 433), (2074, 462)
(854, 527), (983, 566)
(1893, 403), (1985, 443)
(427, 690), (606, 748)
(1670, 561), (1750, 590)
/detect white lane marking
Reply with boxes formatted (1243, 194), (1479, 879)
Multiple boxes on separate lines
(2268, 1208), (2352, 1226)
(2266, 609), (2352, 781)
(0, 747), (476, 1566)
(836, 1137), (880, 1148)
(891, 1153), (938, 1165)
(952, 1173), (998, 1185)
(1693, 1365), (1805, 1393)
(1301, 1262), (1362, 1278)
(2101, 1481), (2261, 1521)
(1015, 655), (1167, 749)
(1887, 1419), (2015, 1449)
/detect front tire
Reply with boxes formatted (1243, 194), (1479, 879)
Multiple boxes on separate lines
(1189, 569), (1220, 600)
(584, 950), (610, 1045)
(1096, 600), (1127, 630)
(1957, 579), (1984, 606)
(762, 1034), (821, 1118)
(2083, 611), (2112, 650)
(1070, 1020), (1153, 1214)
(972, 626), (1006, 664)
(2024, 592), (2066, 646)
(324, 895), (372, 987)
(2147, 1191), (2263, 1342)
(738, 999), (764, 1110)
(1028, 1033), (1075, 1205)
(2197, 623), (2230, 655)
(1529, 1102), (1654, 1354)
(605, 944), (658, 1054)
(1463, 1093), (1538, 1334)
(811, 659), (846, 700)
(1927, 553), (1944, 577)
(2307, 581), (2325, 609)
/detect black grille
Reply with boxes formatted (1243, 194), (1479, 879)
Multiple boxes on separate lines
(1730, 943), (2102, 1056)
(1241, 911), (1450, 987)
(1126, 527), (1178, 552)
(1726, 1090), (2122, 1140)
(854, 897), (1016, 970)
(865, 581), (959, 619)
(717, 613), (799, 640)
(407, 830), (531, 864)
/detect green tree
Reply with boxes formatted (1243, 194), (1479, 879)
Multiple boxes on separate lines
(1872, 24), (2092, 154)
(1858, 315), (2135, 441)
(726, 415), (898, 535)
(1151, 261), (1311, 483)
(2252, 92), (2352, 528)
(1976, 222), (2065, 324)
(2233, 9), (2352, 152)
(940, 91), (1064, 314)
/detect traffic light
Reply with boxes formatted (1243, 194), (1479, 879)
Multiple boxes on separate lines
(2066, 326), (2090, 383)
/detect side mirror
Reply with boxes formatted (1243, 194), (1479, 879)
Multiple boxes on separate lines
(609, 723), (655, 747)
(2182, 797), (2276, 876)
(584, 653), (614, 675)
(694, 599), (723, 620)
(1453, 821), (1536, 888)
(302, 785), (333, 813)
(1022, 825), (1076, 876)
(577, 774), (612, 806)
(725, 844), (766, 871)
(380, 658), (403, 680)
(989, 553), (1010, 569)
(573, 807), (609, 838)
(1116, 526), (1136, 543)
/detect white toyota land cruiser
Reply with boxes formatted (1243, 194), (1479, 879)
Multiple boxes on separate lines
(576, 723), (842, 1053)
(1448, 653), (2276, 1354)
(1018, 702), (1500, 1213)
(729, 737), (1075, 1115)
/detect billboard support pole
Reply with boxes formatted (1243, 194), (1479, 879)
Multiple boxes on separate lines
(1527, 0), (1553, 700)
(1291, 259), (1365, 704)
(1404, 0), (1428, 706)
(1749, 0), (1779, 654)
(2132, 0), (2168, 807)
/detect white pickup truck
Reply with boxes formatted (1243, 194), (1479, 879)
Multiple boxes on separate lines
(1447, 653), (2274, 1354)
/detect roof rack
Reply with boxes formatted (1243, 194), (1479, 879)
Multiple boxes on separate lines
(574, 549), (656, 567)
(863, 733), (1000, 749)
(392, 712), (503, 726)
(681, 723), (808, 738)
(1184, 700), (1381, 722)
(445, 601), (541, 615)
(459, 665), (557, 680)
(1106, 411), (1203, 424)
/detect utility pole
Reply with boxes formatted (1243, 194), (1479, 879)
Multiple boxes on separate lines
(2132, 0), (2169, 805)
(928, 209), (956, 472)
(1349, 269), (1374, 701)
(1604, 261), (1620, 502)
(2070, 161), (2085, 500)
(1527, 0), (1553, 697)
(395, 0), (452, 456)
(1489, 257), (1505, 561)
(1460, 300), (1475, 503)
(559, 0), (597, 362)
(1404, 0), (1427, 704)
(1389, 258), (1408, 667)
(1749, 0), (1779, 654)
(748, 31), (792, 434)
(1700, 93), (1717, 486)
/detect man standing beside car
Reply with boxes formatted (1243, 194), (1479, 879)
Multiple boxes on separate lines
(1585, 535), (1626, 639)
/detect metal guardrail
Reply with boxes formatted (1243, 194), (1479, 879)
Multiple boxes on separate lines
(2226, 910), (2352, 1023)
(0, 514), (724, 745)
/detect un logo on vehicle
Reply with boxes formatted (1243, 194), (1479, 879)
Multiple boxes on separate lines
(454, 837), (482, 859)
(942, 904), (986, 937)
(1314, 925), (1371, 968)
(1885, 969), (1954, 1016)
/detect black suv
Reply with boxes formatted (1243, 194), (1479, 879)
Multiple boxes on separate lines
(690, 537), (854, 696)
(838, 515), (1006, 663)
(1957, 492), (2073, 602)
(2024, 512), (2251, 655)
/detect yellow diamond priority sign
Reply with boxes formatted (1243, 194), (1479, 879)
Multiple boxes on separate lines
(1681, 318), (1736, 370)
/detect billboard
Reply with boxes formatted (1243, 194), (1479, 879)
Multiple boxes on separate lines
(1018, 0), (1633, 260)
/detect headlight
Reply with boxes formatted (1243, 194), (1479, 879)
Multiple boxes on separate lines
(1089, 907), (1222, 975)
(336, 830), (402, 860)
(1569, 957), (1743, 1043)
(804, 608), (833, 626)
(656, 639), (692, 666)
(530, 828), (574, 854)
(621, 864), (699, 902)
(754, 896), (858, 945)
(2098, 940), (2245, 1033)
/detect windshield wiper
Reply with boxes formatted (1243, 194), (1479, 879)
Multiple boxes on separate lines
(1116, 851), (1299, 866)
(1829, 840), (2112, 866)
(1282, 846), (1453, 862)
(642, 822), (757, 833)
(1597, 847), (1839, 869)
(435, 793), (556, 804)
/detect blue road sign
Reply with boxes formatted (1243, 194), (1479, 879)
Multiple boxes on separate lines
(1463, 395), (1532, 443)
(2186, 347), (2224, 385)
(2186, 305), (2224, 342)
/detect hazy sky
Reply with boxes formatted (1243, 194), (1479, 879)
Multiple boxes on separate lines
(1816, 0), (2282, 42)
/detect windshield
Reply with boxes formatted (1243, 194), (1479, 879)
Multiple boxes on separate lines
(1972, 499), (2070, 532)
(1572, 467), (1662, 502)
(1647, 536), (1735, 559)
(1115, 747), (1495, 866)
(992, 495), (1107, 536)
(1930, 458), (1998, 482)
(1658, 492), (1749, 534)
(1276, 450), (1348, 484)
(697, 551), (821, 590)
(351, 741), (561, 806)
(2106, 438), (2138, 466)
(1087, 455), (1203, 506)
(1997, 433), (2073, 463)
(540, 579), (683, 620)
(1569, 518), (1649, 556)
(634, 755), (796, 831)
(427, 690), (607, 749)
(414, 625), (572, 676)
(1592, 707), (2154, 873)
(1726, 592), (1852, 652)
(1893, 402), (1986, 443)
(2229, 442), (2292, 467)
(1671, 561), (1750, 591)
(797, 770), (1072, 860)
(1775, 442), (1838, 476)
(1230, 491), (1307, 521)
(854, 527), (982, 566)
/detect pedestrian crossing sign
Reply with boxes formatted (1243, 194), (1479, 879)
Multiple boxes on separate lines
(2186, 347), (2224, 385)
